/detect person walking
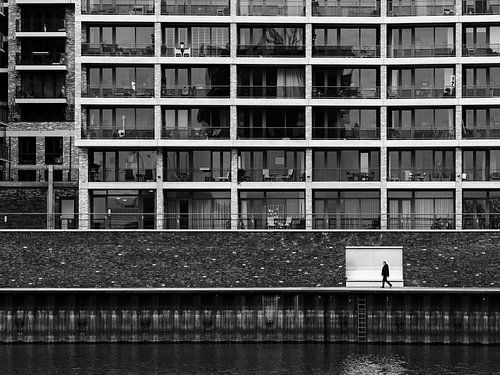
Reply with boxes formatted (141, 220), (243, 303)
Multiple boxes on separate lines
(381, 261), (392, 288)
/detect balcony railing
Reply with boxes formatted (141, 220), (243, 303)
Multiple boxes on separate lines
(388, 168), (455, 181)
(161, 1), (230, 15)
(17, 18), (66, 32)
(312, 1), (381, 16)
(463, 86), (500, 98)
(162, 127), (230, 139)
(91, 213), (156, 230)
(312, 127), (380, 139)
(164, 213), (231, 229)
(237, 45), (305, 57)
(82, 128), (154, 139)
(387, 128), (455, 139)
(237, 168), (305, 182)
(237, 127), (305, 139)
(387, 86), (455, 98)
(0, 213), (78, 230)
(238, 0), (305, 16)
(313, 168), (379, 181)
(313, 214), (380, 229)
(82, 87), (154, 98)
(312, 86), (380, 99)
(17, 86), (66, 99)
(463, 0), (500, 14)
(388, 214), (455, 229)
(388, 4), (456, 16)
(463, 213), (500, 229)
(462, 168), (500, 181)
(239, 213), (306, 229)
(388, 45), (455, 57)
(82, 43), (154, 56)
(161, 85), (230, 97)
(83, 0), (155, 15)
(313, 45), (380, 58)
(463, 44), (500, 56)
(165, 169), (231, 182)
(237, 86), (305, 98)
(89, 168), (156, 182)
(161, 45), (229, 57)
(16, 52), (66, 65)
(462, 127), (500, 138)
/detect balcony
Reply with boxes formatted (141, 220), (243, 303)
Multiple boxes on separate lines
(164, 213), (231, 230)
(463, 0), (500, 14)
(82, 128), (154, 139)
(82, 43), (154, 57)
(463, 86), (500, 98)
(237, 127), (305, 139)
(16, 52), (66, 66)
(16, 18), (66, 33)
(162, 45), (229, 58)
(313, 168), (379, 181)
(388, 2), (456, 16)
(463, 44), (500, 56)
(237, 45), (305, 57)
(388, 214), (455, 229)
(313, 214), (380, 229)
(388, 45), (455, 58)
(312, 127), (380, 139)
(82, 86), (154, 98)
(89, 168), (156, 182)
(165, 169), (231, 182)
(388, 168), (455, 181)
(161, 85), (230, 98)
(237, 168), (304, 182)
(463, 127), (500, 138)
(388, 128), (455, 139)
(462, 168), (500, 181)
(0, 213), (78, 230)
(312, 86), (380, 99)
(463, 213), (500, 229)
(237, 86), (305, 98)
(162, 127), (229, 139)
(16, 86), (66, 99)
(387, 86), (455, 99)
(312, 0), (381, 16)
(313, 45), (380, 58)
(91, 213), (156, 230)
(238, 0), (305, 16)
(82, 0), (155, 15)
(161, 0), (230, 15)
(239, 213), (306, 229)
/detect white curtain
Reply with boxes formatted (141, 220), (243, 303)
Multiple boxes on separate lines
(277, 68), (304, 97)
(415, 198), (434, 228)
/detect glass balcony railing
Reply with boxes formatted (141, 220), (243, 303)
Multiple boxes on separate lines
(463, 213), (500, 229)
(237, 86), (305, 98)
(89, 168), (156, 182)
(312, 86), (380, 99)
(237, 45), (305, 57)
(82, 0), (155, 15)
(164, 213), (231, 230)
(16, 52), (66, 65)
(82, 43), (154, 56)
(238, 213), (306, 229)
(388, 3), (456, 16)
(161, 0), (230, 15)
(387, 86), (455, 98)
(463, 44), (500, 56)
(388, 168), (455, 181)
(237, 127), (305, 139)
(17, 18), (66, 32)
(313, 168), (379, 181)
(313, 45), (380, 57)
(463, 0), (500, 14)
(238, 0), (305, 16)
(82, 86), (154, 97)
(312, 127), (380, 139)
(387, 128), (455, 139)
(312, 0), (381, 16)
(161, 85), (230, 97)
(162, 127), (230, 139)
(313, 214), (381, 229)
(236, 168), (305, 182)
(17, 86), (66, 99)
(388, 214), (455, 229)
(463, 86), (500, 97)
(161, 45), (229, 57)
(91, 213), (156, 230)
(462, 127), (500, 138)
(388, 45), (455, 57)
(82, 128), (154, 139)
(462, 168), (500, 181)
(165, 169), (231, 182)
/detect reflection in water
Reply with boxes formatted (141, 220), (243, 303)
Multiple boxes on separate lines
(0, 344), (498, 375)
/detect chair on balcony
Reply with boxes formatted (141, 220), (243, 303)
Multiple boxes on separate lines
(125, 169), (135, 181)
(174, 48), (182, 57)
(144, 169), (154, 181)
(182, 47), (191, 57)
(263, 169), (273, 181)
(216, 171), (230, 182)
(267, 217), (276, 229)
(281, 169), (294, 181)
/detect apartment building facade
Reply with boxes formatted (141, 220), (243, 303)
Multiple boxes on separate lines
(2, 0), (500, 230)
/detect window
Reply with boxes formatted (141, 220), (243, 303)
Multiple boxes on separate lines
(239, 150), (305, 182)
(463, 149), (500, 181)
(388, 149), (455, 181)
(237, 67), (305, 98)
(313, 26), (379, 56)
(45, 137), (63, 165)
(313, 150), (379, 181)
(237, 107), (305, 139)
(463, 190), (500, 229)
(18, 137), (36, 165)
(388, 107), (455, 139)
(163, 26), (229, 57)
(463, 107), (500, 138)
(313, 108), (379, 139)
(165, 150), (231, 182)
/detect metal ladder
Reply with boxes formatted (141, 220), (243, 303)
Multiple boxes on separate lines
(357, 297), (367, 342)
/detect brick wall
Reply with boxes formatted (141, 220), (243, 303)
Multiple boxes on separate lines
(0, 231), (498, 288)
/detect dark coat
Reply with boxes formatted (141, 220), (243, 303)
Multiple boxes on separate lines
(382, 264), (390, 277)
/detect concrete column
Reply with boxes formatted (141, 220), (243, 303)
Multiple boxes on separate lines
(456, 0), (463, 15)
(230, 105), (237, 140)
(455, 63), (462, 98)
(155, 21), (162, 57)
(305, 23), (312, 59)
(455, 105), (462, 141)
(380, 107), (388, 230)
(305, 106), (312, 140)
(78, 148), (89, 229)
(305, 64), (312, 100)
(230, 0), (237, 17)
(154, 104), (162, 140)
(380, 24), (387, 59)
(305, 0), (312, 17)
(455, 22), (462, 58)
(455, 148), (463, 229)
(156, 148), (164, 229)
(305, 148), (313, 230)
(230, 64), (237, 99)
(47, 165), (54, 229)
(154, 63), (162, 140)
(230, 149), (239, 229)
(230, 23), (237, 58)
(380, 0), (387, 16)
(380, 65), (387, 100)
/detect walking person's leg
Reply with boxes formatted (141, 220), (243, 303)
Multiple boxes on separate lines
(382, 275), (386, 288)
